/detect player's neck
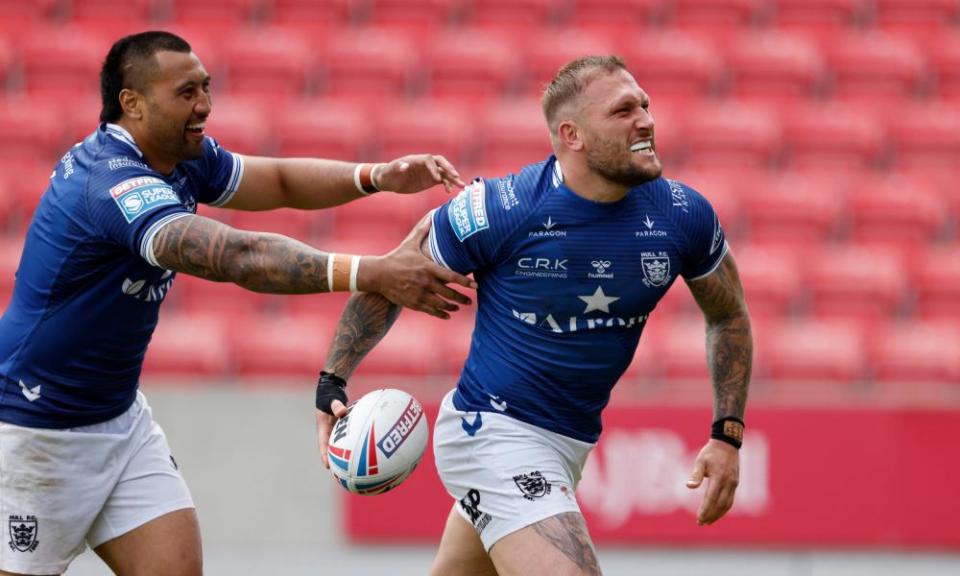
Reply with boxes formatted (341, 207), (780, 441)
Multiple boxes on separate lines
(115, 119), (177, 176)
(560, 160), (630, 204)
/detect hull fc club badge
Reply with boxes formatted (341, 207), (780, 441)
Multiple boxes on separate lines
(513, 471), (552, 501)
(9, 515), (39, 553)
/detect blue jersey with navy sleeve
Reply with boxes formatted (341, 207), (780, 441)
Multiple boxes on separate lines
(429, 157), (727, 443)
(0, 123), (243, 428)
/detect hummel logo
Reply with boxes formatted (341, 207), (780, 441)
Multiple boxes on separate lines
(543, 217), (557, 230)
(643, 215), (655, 229)
(19, 380), (41, 402)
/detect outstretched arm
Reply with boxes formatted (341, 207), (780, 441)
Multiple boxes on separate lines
(152, 213), (474, 318)
(225, 154), (466, 211)
(683, 251), (753, 526)
(315, 218), (442, 466)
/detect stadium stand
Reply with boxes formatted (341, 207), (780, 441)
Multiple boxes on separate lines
(0, 0), (957, 403)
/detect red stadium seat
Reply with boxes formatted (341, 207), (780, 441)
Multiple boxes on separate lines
(174, 273), (272, 315)
(230, 313), (336, 376)
(780, 101), (885, 169)
(274, 99), (373, 160)
(264, 0), (356, 32)
(734, 244), (802, 320)
(771, 0), (870, 40)
(678, 101), (782, 169)
(365, 0), (464, 34)
(206, 98), (271, 156)
(20, 26), (109, 100)
(221, 28), (314, 101)
(170, 0), (260, 33)
(568, 0), (667, 37)
(846, 173), (947, 249)
(0, 235), (23, 296)
(886, 102), (960, 170)
(665, 167), (745, 236)
(375, 99), (472, 165)
(924, 32), (960, 101)
(870, 320), (960, 384)
(476, 98), (552, 168)
(737, 170), (845, 245)
(463, 0), (563, 33)
(666, 0), (770, 40)
(0, 159), (54, 230)
(329, 188), (426, 245)
(0, 99), (64, 163)
(723, 31), (828, 106)
(911, 244), (960, 319)
(353, 311), (443, 376)
(318, 29), (419, 102)
(421, 29), (522, 105)
(141, 313), (231, 377)
(874, 0), (960, 38)
(621, 31), (725, 108)
(764, 319), (867, 383)
(230, 208), (319, 243)
(803, 245), (907, 322)
(67, 0), (156, 32)
(518, 30), (615, 96)
(821, 31), (930, 103)
(0, 0), (59, 43)
(659, 317), (712, 380)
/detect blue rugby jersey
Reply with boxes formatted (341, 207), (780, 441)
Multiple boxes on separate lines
(429, 157), (727, 443)
(0, 123), (243, 428)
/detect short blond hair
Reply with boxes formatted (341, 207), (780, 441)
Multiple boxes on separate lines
(541, 55), (627, 137)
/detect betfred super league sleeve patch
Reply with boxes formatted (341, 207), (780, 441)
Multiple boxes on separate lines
(109, 176), (180, 223)
(447, 178), (489, 242)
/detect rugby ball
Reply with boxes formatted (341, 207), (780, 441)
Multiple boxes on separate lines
(327, 388), (429, 495)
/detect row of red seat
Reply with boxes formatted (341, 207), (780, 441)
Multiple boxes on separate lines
(2, 24), (959, 106)
(4, 0), (959, 35)
(132, 307), (960, 384)
(2, 93), (959, 179)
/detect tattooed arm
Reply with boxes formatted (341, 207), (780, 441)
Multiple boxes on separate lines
(151, 213), (473, 317)
(683, 251), (753, 526)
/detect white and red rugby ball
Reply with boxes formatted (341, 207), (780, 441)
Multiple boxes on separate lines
(327, 388), (429, 495)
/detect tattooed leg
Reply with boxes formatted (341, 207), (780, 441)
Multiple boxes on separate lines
(490, 512), (602, 576)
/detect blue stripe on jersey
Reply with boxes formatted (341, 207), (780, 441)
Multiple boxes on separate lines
(429, 156), (727, 443)
(0, 124), (242, 428)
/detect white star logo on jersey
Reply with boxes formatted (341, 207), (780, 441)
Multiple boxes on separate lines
(578, 286), (620, 314)
(19, 380), (41, 402)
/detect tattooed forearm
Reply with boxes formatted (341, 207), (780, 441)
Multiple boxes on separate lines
(153, 214), (331, 293)
(687, 253), (753, 421)
(324, 293), (402, 379)
(531, 513), (602, 575)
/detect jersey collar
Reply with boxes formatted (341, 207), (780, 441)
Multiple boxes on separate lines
(104, 123), (144, 158)
(552, 158), (564, 188)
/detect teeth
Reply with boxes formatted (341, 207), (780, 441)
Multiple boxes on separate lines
(187, 122), (205, 131)
(631, 140), (652, 152)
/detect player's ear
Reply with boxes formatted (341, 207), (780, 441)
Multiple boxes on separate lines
(119, 88), (143, 120)
(558, 120), (583, 152)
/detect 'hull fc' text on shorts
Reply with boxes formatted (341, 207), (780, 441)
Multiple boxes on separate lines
(434, 389), (595, 551)
(0, 392), (193, 575)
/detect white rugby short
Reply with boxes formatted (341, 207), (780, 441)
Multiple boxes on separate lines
(0, 392), (194, 575)
(434, 389), (594, 551)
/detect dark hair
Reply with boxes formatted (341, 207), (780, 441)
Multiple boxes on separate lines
(99, 31), (191, 123)
(541, 55), (627, 136)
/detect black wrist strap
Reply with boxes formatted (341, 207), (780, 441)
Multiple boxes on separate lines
(316, 371), (348, 415)
(711, 417), (744, 449)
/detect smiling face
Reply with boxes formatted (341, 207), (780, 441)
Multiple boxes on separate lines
(571, 68), (662, 187)
(123, 50), (211, 173)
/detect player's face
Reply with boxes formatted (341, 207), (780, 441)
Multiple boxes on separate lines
(578, 69), (662, 186)
(141, 50), (212, 168)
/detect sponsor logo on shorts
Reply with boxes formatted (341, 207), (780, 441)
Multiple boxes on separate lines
(377, 398), (424, 458)
(459, 489), (492, 534)
(448, 179), (488, 241)
(109, 176), (180, 223)
(461, 412), (483, 436)
(513, 471), (552, 501)
(8, 515), (39, 553)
